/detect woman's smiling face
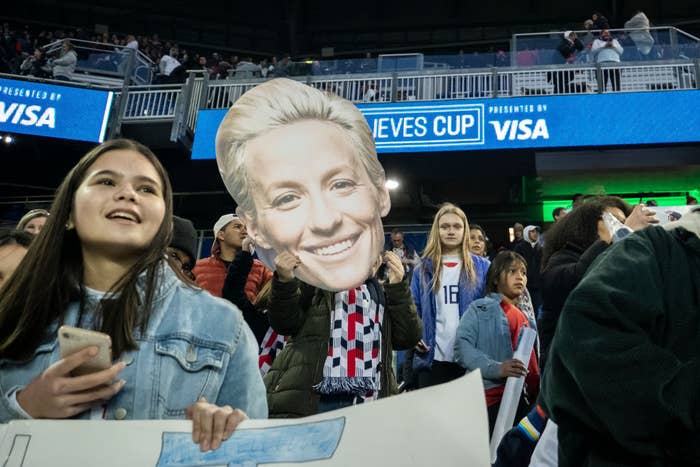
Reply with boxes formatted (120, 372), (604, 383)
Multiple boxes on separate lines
(242, 120), (390, 291)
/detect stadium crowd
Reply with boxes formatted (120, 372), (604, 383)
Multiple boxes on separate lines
(1, 9), (668, 85)
(1, 8), (700, 466)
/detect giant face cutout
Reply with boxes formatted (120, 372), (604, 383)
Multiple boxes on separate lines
(215, 79), (391, 291)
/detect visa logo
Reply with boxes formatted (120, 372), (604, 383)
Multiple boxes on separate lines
(489, 119), (548, 141)
(0, 102), (56, 128)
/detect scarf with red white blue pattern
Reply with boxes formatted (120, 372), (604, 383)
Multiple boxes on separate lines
(313, 279), (384, 399)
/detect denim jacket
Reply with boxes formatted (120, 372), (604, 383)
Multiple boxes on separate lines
(0, 261), (268, 422)
(454, 293), (529, 389)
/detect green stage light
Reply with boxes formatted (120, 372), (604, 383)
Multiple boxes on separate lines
(542, 195), (691, 222)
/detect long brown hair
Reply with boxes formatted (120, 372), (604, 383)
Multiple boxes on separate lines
(0, 139), (174, 360)
(484, 251), (527, 295)
(421, 203), (476, 292)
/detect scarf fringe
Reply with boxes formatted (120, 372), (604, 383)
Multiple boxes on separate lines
(313, 376), (378, 396)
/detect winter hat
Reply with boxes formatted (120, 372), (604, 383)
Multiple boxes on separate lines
(563, 30), (573, 41)
(171, 216), (197, 261)
(523, 225), (540, 246)
(211, 213), (237, 254)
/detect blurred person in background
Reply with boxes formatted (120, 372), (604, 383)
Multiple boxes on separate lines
(552, 207), (568, 223)
(50, 40), (77, 81)
(469, 224), (488, 258)
(592, 29), (624, 91)
(168, 215), (198, 281)
(514, 225), (543, 315)
(193, 214), (272, 300)
(16, 209), (49, 235)
(0, 230), (32, 290)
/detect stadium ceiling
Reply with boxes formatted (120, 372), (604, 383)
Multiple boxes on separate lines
(3, 0), (699, 56)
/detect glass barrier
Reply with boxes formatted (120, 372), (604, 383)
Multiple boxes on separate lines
(512, 27), (700, 66)
(282, 52), (511, 77)
(291, 27), (698, 76)
(42, 39), (154, 85)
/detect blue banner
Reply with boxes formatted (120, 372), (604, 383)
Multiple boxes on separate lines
(0, 78), (113, 143)
(191, 90), (700, 159)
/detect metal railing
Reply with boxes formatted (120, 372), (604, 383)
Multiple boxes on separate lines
(119, 84), (182, 120)
(2, 57), (697, 138)
(307, 74), (394, 102)
(160, 58), (696, 138)
(206, 78), (262, 109)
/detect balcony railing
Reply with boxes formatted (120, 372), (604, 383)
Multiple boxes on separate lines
(158, 58), (696, 138)
(42, 39), (155, 86)
(2, 55), (698, 143)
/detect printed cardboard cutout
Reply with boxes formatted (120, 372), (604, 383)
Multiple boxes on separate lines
(215, 78), (390, 291)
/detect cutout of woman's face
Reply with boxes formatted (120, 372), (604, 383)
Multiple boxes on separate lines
(242, 120), (390, 291)
(71, 149), (165, 262)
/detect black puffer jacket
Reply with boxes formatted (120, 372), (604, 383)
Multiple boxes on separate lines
(539, 240), (609, 370)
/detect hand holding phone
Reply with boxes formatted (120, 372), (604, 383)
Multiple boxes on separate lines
(15, 344), (127, 419)
(58, 325), (112, 376)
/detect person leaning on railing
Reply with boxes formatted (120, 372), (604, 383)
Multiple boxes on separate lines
(50, 40), (77, 81)
(549, 31), (584, 94)
(592, 29), (624, 92)
(20, 48), (51, 78)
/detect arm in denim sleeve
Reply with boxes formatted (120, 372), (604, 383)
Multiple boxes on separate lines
(215, 315), (268, 419)
(409, 263), (423, 320)
(0, 386), (32, 422)
(454, 304), (502, 380)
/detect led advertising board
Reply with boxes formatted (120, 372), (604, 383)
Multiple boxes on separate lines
(191, 90), (700, 159)
(0, 78), (113, 143)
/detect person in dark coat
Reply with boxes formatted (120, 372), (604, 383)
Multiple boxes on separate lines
(591, 11), (610, 30)
(513, 225), (543, 315)
(550, 31), (584, 94)
(539, 196), (657, 370)
(541, 208), (700, 466)
(494, 196), (657, 466)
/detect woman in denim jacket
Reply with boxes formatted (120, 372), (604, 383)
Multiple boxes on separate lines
(0, 139), (267, 452)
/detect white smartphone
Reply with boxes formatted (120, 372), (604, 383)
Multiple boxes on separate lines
(58, 325), (113, 376)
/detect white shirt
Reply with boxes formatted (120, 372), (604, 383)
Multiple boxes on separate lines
(529, 421), (558, 467)
(434, 255), (462, 362)
(159, 54), (181, 76)
(592, 38), (623, 63)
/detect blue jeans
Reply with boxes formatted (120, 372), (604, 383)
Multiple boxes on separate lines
(317, 394), (356, 413)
